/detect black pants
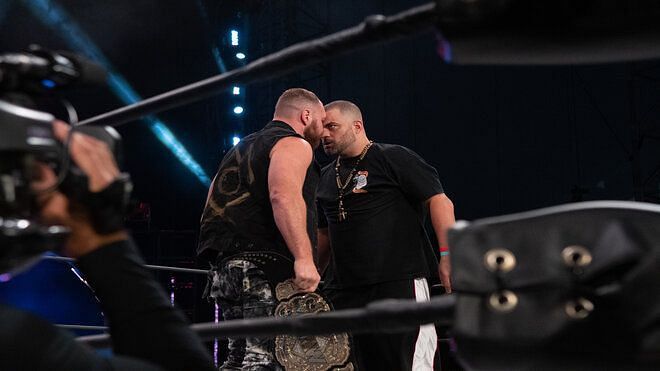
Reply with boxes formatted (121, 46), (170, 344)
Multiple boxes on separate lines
(324, 279), (438, 371)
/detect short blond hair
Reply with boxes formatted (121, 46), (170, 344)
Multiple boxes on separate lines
(274, 88), (321, 115)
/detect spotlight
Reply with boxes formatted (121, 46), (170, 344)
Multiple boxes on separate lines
(232, 86), (240, 95)
(232, 136), (241, 146)
(233, 106), (244, 114)
(24, 0), (212, 186)
(236, 52), (246, 60)
(230, 30), (239, 46)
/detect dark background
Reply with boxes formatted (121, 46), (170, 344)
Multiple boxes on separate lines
(3, 0), (659, 227)
(2, 0), (660, 357)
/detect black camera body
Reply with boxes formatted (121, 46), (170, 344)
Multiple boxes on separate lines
(0, 100), (58, 219)
(0, 99), (126, 276)
(0, 47), (123, 276)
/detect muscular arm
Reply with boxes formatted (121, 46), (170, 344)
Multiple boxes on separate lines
(317, 227), (331, 275)
(269, 136), (320, 292)
(427, 193), (456, 293)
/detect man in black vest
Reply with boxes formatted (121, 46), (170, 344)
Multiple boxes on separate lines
(198, 88), (325, 371)
(317, 100), (456, 371)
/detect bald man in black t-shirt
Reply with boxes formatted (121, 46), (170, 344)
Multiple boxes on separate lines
(317, 100), (456, 371)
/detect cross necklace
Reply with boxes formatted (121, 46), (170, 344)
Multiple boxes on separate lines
(334, 140), (373, 222)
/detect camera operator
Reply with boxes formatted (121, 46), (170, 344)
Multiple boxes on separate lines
(0, 121), (214, 370)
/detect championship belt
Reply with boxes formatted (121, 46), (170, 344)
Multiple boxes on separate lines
(218, 251), (354, 370)
(274, 279), (354, 371)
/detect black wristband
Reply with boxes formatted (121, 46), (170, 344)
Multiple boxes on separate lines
(84, 173), (133, 234)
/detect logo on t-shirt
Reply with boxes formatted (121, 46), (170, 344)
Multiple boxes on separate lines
(352, 171), (369, 193)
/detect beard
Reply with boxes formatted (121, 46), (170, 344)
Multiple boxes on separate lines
(323, 129), (356, 156)
(303, 118), (323, 148)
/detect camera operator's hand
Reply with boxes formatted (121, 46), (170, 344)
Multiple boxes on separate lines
(54, 120), (121, 192)
(31, 120), (127, 258)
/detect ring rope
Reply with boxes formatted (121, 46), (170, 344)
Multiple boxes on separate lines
(42, 255), (208, 275)
(78, 2), (439, 127)
(76, 295), (455, 348)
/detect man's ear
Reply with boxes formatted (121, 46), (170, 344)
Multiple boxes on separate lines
(354, 120), (363, 134)
(301, 109), (311, 126)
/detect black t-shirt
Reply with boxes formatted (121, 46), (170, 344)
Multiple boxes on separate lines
(317, 143), (444, 288)
(198, 121), (319, 262)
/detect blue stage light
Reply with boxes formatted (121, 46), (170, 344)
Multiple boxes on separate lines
(25, 0), (211, 186)
(211, 47), (228, 73)
(232, 136), (241, 146)
(41, 79), (56, 89)
(232, 86), (240, 95)
(0, 1), (12, 26)
(235, 52), (246, 60)
(233, 106), (244, 114)
(230, 30), (239, 46)
(195, 0), (227, 74)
